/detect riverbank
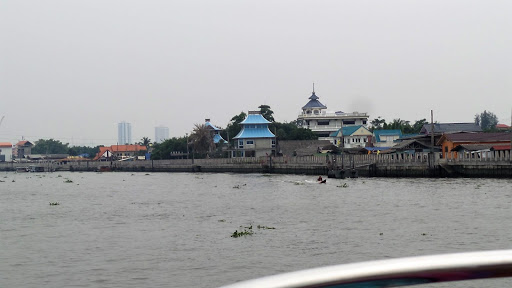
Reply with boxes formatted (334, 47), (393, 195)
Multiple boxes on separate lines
(1, 152), (511, 178)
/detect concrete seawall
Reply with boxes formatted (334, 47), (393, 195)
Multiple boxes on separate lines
(1, 153), (511, 178)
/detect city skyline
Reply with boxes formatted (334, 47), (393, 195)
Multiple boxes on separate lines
(1, 1), (511, 146)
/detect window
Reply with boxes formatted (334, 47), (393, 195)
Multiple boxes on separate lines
(314, 110), (319, 115)
(238, 140), (244, 149)
(343, 120), (356, 125)
(317, 120), (330, 125)
(363, 120), (367, 125)
(272, 140), (276, 148)
(246, 140), (254, 145)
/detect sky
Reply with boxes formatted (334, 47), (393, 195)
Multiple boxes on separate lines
(1, 0), (511, 146)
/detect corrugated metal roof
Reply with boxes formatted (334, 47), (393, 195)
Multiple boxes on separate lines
(421, 123), (482, 134)
(443, 132), (511, 143)
(240, 114), (271, 124)
(234, 127), (275, 139)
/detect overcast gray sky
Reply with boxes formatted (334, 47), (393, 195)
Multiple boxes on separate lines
(1, 0), (511, 146)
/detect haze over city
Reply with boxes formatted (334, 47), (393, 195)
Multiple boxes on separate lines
(1, 0), (511, 146)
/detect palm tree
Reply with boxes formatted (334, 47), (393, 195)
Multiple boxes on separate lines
(189, 124), (215, 157)
(140, 137), (151, 150)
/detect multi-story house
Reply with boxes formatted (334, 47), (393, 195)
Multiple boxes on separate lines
(232, 111), (276, 158)
(296, 89), (369, 140)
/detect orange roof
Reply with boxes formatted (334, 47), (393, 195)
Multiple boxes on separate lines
(0, 142), (13, 147)
(496, 124), (510, 129)
(93, 145), (147, 160)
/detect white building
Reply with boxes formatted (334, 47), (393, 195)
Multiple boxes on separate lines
(118, 121), (132, 144)
(297, 89), (369, 141)
(0, 142), (13, 162)
(155, 126), (169, 143)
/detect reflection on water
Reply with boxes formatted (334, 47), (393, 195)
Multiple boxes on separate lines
(1, 172), (511, 288)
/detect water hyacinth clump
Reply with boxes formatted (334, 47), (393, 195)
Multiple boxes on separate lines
(49, 202), (60, 206)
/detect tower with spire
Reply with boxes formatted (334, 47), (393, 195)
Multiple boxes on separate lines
(297, 85), (369, 140)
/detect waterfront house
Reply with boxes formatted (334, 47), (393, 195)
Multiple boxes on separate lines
(277, 140), (331, 157)
(437, 132), (511, 159)
(93, 144), (147, 161)
(14, 140), (33, 160)
(296, 89), (369, 140)
(232, 111), (276, 158)
(330, 125), (372, 148)
(373, 130), (403, 147)
(496, 124), (511, 131)
(204, 119), (227, 144)
(0, 142), (13, 162)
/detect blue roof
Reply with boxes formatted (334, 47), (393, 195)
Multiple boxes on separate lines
(302, 99), (327, 109)
(374, 130), (403, 142)
(205, 121), (221, 131)
(234, 127), (275, 139)
(240, 114), (271, 124)
(302, 92), (327, 109)
(213, 134), (226, 143)
(330, 125), (365, 137)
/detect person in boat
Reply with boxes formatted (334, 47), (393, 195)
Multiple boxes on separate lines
(317, 176), (323, 182)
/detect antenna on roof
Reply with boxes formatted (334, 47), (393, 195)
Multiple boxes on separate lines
(312, 82), (315, 93)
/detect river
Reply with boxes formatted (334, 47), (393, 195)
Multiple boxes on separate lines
(1, 172), (511, 287)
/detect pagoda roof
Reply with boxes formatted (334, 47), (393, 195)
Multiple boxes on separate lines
(302, 92), (327, 109)
(233, 127), (275, 139)
(240, 113), (271, 124)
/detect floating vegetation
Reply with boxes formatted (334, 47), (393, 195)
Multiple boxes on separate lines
(49, 202), (60, 206)
(257, 225), (275, 230)
(475, 184), (482, 189)
(233, 185), (240, 189)
(218, 219), (226, 222)
(12, 180), (15, 182)
(64, 179), (73, 183)
(231, 229), (253, 238)
(379, 232), (384, 235)
(57, 175), (62, 177)
(421, 233), (428, 236)
(294, 181), (304, 185)
(337, 183), (349, 188)
(0, 180), (5, 183)
(145, 173), (150, 176)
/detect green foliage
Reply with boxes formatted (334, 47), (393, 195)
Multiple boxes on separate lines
(68, 145), (100, 158)
(371, 118), (428, 134)
(221, 111), (246, 145)
(259, 104), (275, 122)
(189, 123), (215, 157)
(32, 139), (69, 154)
(140, 137), (151, 148)
(150, 137), (187, 160)
(475, 110), (499, 131)
(269, 122), (317, 140)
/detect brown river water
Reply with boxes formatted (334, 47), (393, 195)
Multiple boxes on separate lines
(1, 172), (511, 287)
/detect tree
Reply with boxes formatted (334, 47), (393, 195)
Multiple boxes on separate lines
(370, 117), (386, 131)
(259, 105), (275, 122)
(150, 137), (187, 160)
(189, 123), (215, 157)
(475, 110), (498, 131)
(221, 111), (247, 145)
(32, 139), (69, 154)
(140, 137), (151, 149)
(269, 122), (317, 140)
(68, 145), (101, 158)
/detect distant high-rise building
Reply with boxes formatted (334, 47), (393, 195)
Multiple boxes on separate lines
(155, 126), (169, 143)
(118, 121), (132, 144)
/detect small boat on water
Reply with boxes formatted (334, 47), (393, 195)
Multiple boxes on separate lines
(219, 250), (512, 288)
(15, 167), (29, 173)
(97, 165), (112, 172)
